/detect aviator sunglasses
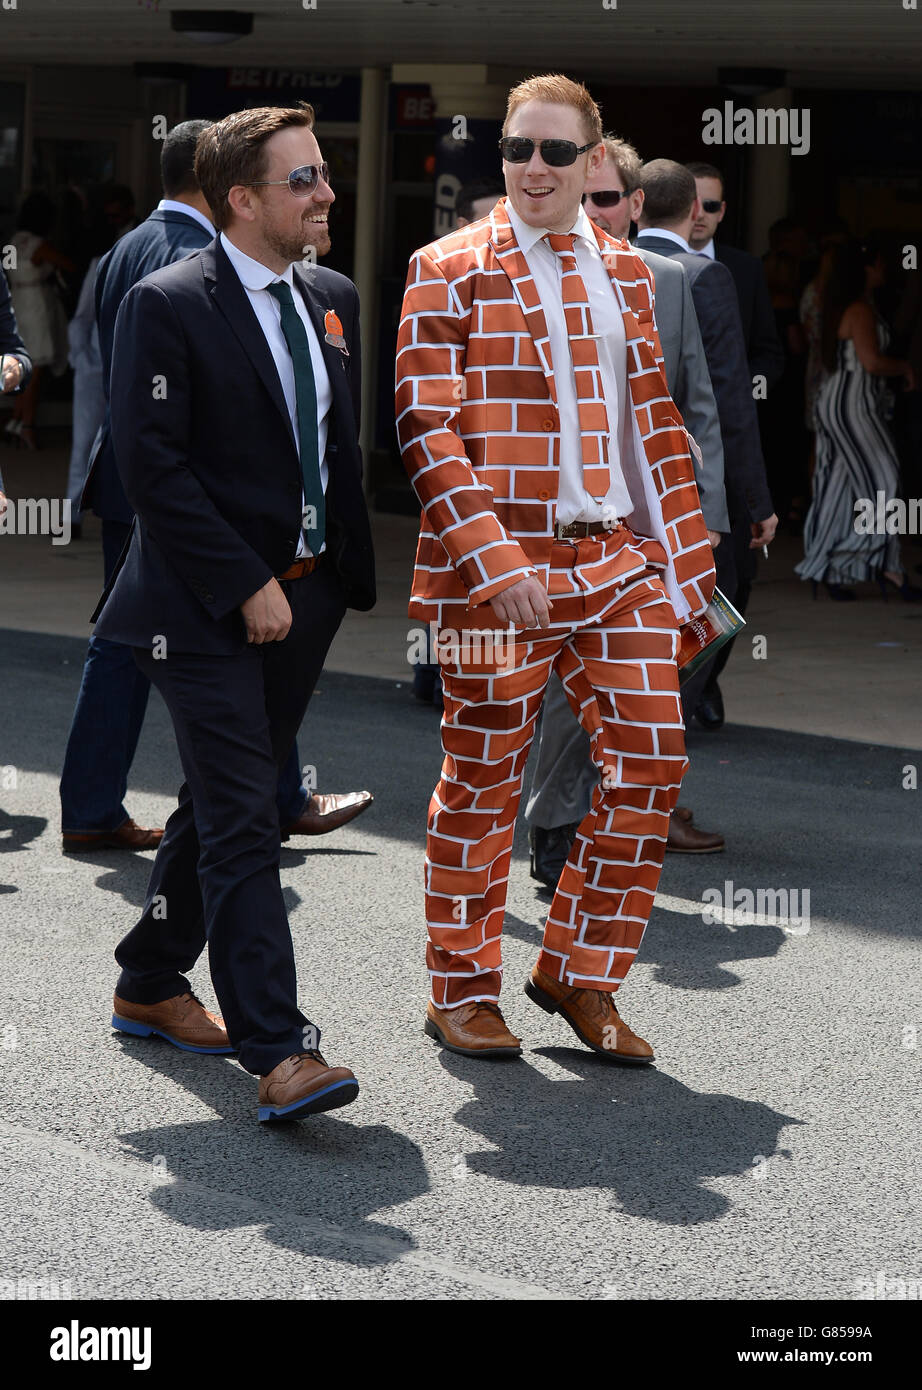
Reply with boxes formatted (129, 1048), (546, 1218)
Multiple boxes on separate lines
(581, 189), (635, 208)
(699, 199), (723, 213)
(499, 137), (596, 166)
(241, 162), (331, 196)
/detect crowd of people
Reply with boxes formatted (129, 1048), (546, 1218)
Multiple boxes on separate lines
(0, 74), (918, 1121)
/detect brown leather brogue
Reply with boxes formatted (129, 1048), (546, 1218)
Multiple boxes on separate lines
(257, 1051), (359, 1122)
(64, 818), (164, 853)
(281, 790), (373, 840)
(424, 1000), (522, 1058)
(666, 811), (724, 854)
(673, 804), (694, 823)
(112, 991), (235, 1054)
(524, 965), (654, 1064)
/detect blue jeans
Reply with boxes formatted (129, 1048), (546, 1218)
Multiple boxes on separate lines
(59, 519), (308, 834)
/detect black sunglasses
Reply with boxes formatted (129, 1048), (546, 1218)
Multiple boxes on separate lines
(581, 189), (634, 208)
(700, 199), (723, 213)
(241, 162), (330, 197)
(499, 137), (595, 167)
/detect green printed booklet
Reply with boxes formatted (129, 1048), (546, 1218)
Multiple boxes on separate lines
(677, 588), (746, 685)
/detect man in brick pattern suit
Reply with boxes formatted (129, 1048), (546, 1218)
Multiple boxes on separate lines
(396, 75), (716, 1066)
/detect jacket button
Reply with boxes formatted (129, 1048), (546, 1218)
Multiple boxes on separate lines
(538, 489), (551, 501)
(542, 419), (554, 431)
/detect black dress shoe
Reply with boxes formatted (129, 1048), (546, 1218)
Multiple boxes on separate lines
(695, 682), (724, 730)
(529, 823), (578, 890)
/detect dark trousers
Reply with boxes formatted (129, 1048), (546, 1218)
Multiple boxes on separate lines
(113, 561), (347, 1076)
(60, 521), (308, 833)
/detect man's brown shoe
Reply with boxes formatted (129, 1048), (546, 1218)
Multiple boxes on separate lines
(424, 1000), (522, 1058)
(112, 991), (235, 1054)
(666, 811), (724, 854)
(64, 818), (163, 853)
(281, 790), (373, 840)
(524, 966), (654, 1065)
(258, 1051), (359, 1122)
(673, 804), (694, 823)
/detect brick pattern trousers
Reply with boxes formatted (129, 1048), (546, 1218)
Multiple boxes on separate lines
(425, 528), (688, 1007)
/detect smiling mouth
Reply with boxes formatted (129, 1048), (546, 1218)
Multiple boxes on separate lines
(524, 187), (554, 199)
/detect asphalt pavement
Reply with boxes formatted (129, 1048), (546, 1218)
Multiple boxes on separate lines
(1, 622), (920, 1301)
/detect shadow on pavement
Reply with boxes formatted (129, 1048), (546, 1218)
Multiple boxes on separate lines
(439, 1048), (801, 1225)
(113, 1036), (429, 1267)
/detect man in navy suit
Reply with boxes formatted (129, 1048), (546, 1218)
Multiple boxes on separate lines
(636, 160), (777, 745)
(95, 103), (375, 1121)
(60, 120), (371, 852)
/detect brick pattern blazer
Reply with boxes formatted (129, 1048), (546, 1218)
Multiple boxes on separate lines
(396, 196), (716, 628)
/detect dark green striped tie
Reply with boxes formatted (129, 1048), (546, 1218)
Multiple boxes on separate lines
(266, 280), (325, 553)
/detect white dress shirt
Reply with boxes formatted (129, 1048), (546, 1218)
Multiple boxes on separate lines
(696, 238), (716, 259)
(157, 199), (216, 238)
(219, 231), (332, 557)
(638, 225), (693, 254)
(506, 203), (633, 525)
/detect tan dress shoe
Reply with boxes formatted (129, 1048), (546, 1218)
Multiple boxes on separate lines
(112, 991), (234, 1054)
(424, 1000), (522, 1058)
(281, 790), (373, 839)
(64, 818), (164, 853)
(524, 966), (654, 1064)
(258, 1051), (359, 1122)
(666, 811), (724, 854)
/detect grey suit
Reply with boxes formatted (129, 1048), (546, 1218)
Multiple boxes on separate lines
(525, 241), (730, 835)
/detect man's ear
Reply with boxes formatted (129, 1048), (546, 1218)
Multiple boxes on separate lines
(630, 188), (645, 224)
(717, 201), (727, 225)
(226, 185), (258, 223)
(587, 143), (605, 175)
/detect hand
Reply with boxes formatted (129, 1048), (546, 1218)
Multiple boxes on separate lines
(0, 490), (7, 518)
(749, 513), (778, 550)
(488, 575), (553, 629)
(240, 577), (292, 644)
(1, 355), (23, 394)
(707, 530), (721, 548)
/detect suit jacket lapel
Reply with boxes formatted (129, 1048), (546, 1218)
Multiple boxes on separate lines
(202, 238), (296, 452)
(488, 198), (558, 406)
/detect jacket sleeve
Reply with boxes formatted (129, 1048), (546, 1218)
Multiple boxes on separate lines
(0, 266), (33, 394)
(673, 270), (729, 533)
(109, 278), (273, 619)
(395, 248), (535, 608)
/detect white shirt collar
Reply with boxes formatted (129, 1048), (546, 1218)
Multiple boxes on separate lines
(219, 231), (294, 291)
(506, 199), (601, 255)
(157, 198), (215, 238)
(637, 226), (692, 253)
(696, 238), (716, 259)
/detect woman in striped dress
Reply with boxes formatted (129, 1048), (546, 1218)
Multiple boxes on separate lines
(796, 240), (918, 600)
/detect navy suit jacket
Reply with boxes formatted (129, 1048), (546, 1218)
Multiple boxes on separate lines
(81, 207), (214, 523)
(1, 267), (33, 494)
(636, 233), (774, 525)
(714, 241), (784, 393)
(92, 237), (376, 653)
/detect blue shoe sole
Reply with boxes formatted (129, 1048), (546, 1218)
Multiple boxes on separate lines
(111, 1013), (236, 1055)
(258, 1078), (359, 1123)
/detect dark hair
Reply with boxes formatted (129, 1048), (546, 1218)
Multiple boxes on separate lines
(821, 239), (881, 372)
(455, 178), (504, 224)
(17, 191), (56, 238)
(638, 159), (697, 226)
(161, 119), (213, 198)
(194, 102), (315, 231)
(685, 160), (725, 197)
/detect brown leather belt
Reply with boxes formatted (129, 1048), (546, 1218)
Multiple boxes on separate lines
(277, 555), (320, 581)
(554, 518), (622, 540)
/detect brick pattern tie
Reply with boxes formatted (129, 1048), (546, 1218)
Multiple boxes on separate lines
(266, 279), (325, 553)
(545, 232), (611, 500)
